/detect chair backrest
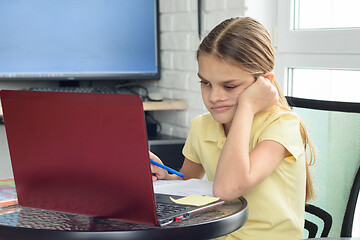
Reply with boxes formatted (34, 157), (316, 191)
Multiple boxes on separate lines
(305, 204), (332, 238)
(341, 165), (360, 237)
(286, 97), (360, 237)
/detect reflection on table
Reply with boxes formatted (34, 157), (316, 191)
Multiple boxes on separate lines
(0, 197), (248, 240)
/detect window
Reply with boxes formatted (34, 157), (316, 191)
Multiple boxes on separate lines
(294, 0), (360, 30)
(275, 0), (360, 102)
(289, 68), (360, 102)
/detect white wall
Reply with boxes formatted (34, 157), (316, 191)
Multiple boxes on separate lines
(244, 0), (277, 38)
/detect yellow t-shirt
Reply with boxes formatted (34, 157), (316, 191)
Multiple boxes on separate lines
(182, 108), (306, 240)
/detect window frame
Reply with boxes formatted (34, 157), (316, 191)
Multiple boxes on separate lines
(275, 0), (360, 97)
(277, 0), (360, 54)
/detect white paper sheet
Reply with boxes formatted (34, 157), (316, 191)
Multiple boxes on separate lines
(153, 178), (214, 197)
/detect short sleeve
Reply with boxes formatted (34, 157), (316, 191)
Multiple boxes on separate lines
(182, 116), (201, 164)
(258, 112), (304, 162)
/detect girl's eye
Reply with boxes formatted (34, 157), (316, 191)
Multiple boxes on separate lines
(199, 80), (211, 86)
(225, 85), (236, 89)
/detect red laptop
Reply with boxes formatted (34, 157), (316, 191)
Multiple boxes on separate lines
(0, 90), (223, 226)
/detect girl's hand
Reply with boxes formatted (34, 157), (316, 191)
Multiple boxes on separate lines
(237, 73), (279, 115)
(149, 151), (168, 181)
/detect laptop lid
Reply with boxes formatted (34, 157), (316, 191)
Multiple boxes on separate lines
(0, 90), (158, 226)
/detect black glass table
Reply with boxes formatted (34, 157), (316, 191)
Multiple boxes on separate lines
(0, 197), (247, 240)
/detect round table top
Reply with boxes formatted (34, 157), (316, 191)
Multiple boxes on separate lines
(0, 197), (248, 240)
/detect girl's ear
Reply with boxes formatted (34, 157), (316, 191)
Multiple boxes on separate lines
(263, 72), (275, 82)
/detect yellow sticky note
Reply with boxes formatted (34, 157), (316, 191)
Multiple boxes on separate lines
(170, 195), (220, 207)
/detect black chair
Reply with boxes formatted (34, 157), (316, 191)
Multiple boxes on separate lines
(341, 165), (360, 237)
(305, 204), (332, 238)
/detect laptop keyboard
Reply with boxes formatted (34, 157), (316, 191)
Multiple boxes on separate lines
(24, 86), (137, 95)
(156, 202), (190, 218)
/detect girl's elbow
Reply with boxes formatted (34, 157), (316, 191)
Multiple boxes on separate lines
(213, 178), (254, 201)
(213, 184), (243, 201)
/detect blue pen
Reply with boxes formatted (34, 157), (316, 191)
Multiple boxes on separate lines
(150, 159), (185, 178)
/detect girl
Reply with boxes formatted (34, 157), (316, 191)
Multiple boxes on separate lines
(151, 17), (315, 240)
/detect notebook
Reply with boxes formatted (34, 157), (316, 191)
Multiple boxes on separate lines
(0, 90), (224, 226)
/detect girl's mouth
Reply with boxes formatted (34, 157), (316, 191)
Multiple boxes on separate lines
(211, 105), (232, 112)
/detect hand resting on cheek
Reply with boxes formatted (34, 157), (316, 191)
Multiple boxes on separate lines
(237, 74), (279, 115)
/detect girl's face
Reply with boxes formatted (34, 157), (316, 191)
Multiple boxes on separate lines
(198, 54), (255, 132)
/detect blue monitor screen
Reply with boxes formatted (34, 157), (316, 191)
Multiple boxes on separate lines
(0, 0), (160, 81)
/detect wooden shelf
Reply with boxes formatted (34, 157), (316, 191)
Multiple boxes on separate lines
(143, 99), (188, 111)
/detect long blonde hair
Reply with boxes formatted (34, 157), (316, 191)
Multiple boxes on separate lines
(197, 17), (315, 202)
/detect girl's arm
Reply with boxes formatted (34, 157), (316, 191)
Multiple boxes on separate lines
(213, 76), (289, 201)
(150, 151), (205, 181)
(179, 158), (206, 180)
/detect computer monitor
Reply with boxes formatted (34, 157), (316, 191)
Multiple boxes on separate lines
(0, 0), (160, 83)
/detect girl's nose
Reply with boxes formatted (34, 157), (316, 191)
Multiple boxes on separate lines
(209, 87), (226, 102)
